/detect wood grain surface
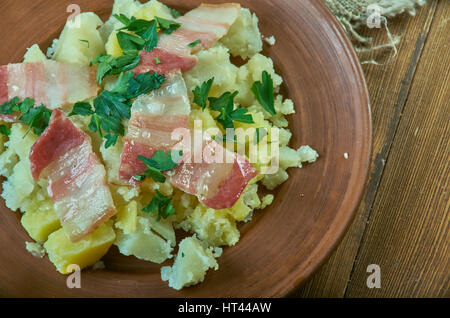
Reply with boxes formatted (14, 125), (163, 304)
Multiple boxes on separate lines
(296, 0), (449, 297)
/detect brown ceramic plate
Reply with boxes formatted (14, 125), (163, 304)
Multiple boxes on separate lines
(0, 0), (371, 297)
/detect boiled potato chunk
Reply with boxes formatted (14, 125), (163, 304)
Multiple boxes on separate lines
(114, 216), (174, 263)
(21, 197), (61, 242)
(220, 8), (263, 59)
(23, 44), (47, 63)
(44, 221), (116, 274)
(114, 200), (138, 234)
(161, 236), (221, 290)
(52, 12), (105, 65)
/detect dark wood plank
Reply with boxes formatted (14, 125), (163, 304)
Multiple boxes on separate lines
(296, 1), (438, 297)
(344, 0), (449, 297)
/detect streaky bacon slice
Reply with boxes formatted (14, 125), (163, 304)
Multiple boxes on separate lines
(0, 60), (98, 119)
(119, 70), (191, 184)
(133, 3), (241, 75)
(119, 70), (258, 209)
(29, 109), (116, 242)
(170, 135), (258, 210)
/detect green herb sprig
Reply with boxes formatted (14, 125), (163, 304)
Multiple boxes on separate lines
(251, 71), (276, 115)
(0, 97), (52, 136)
(69, 71), (165, 148)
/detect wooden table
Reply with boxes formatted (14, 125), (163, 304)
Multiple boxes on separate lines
(295, 0), (449, 297)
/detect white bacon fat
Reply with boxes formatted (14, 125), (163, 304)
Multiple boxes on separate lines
(0, 60), (98, 111)
(29, 110), (116, 242)
(134, 3), (241, 75)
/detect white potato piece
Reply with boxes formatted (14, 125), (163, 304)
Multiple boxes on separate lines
(220, 8), (263, 59)
(52, 12), (105, 65)
(23, 44), (47, 63)
(161, 236), (221, 290)
(114, 216), (174, 263)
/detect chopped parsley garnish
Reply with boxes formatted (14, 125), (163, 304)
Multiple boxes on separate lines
(251, 71), (276, 115)
(0, 97), (52, 136)
(170, 8), (181, 18)
(0, 125), (10, 136)
(20, 104), (52, 136)
(143, 190), (175, 221)
(192, 77), (214, 110)
(134, 150), (182, 183)
(135, 150), (182, 222)
(155, 57), (162, 64)
(116, 31), (145, 52)
(155, 16), (181, 34)
(70, 71), (165, 148)
(69, 102), (94, 116)
(192, 78), (254, 130)
(208, 91), (254, 130)
(91, 53), (141, 84)
(188, 39), (201, 48)
(79, 39), (90, 48)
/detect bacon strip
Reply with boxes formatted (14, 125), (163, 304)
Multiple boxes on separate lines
(0, 60), (98, 115)
(133, 3), (241, 75)
(119, 71), (258, 209)
(119, 70), (190, 184)
(29, 110), (116, 242)
(170, 135), (258, 210)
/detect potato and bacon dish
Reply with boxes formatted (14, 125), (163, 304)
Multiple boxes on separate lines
(0, 0), (317, 290)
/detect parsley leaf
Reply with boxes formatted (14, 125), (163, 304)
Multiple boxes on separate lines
(188, 39), (201, 48)
(0, 97), (20, 114)
(155, 57), (162, 64)
(208, 91), (254, 129)
(126, 72), (165, 99)
(116, 31), (145, 52)
(0, 125), (10, 136)
(251, 71), (276, 115)
(140, 20), (158, 52)
(104, 134), (119, 149)
(20, 104), (52, 136)
(19, 98), (34, 114)
(192, 77), (214, 110)
(142, 190), (175, 221)
(0, 97), (52, 136)
(94, 90), (130, 121)
(155, 16), (181, 34)
(69, 102), (94, 117)
(113, 14), (132, 26)
(136, 150), (182, 183)
(91, 53), (140, 84)
(170, 8), (181, 18)
(114, 15), (158, 52)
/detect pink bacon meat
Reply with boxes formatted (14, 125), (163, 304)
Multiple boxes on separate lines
(133, 3), (241, 75)
(29, 109), (116, 242)
(171, 136), (258, 210)
(0, 61), (98, 122)
(119, 71), (258, 209)
(119, 70), (191, 184)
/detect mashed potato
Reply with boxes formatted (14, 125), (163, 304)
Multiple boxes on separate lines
(0, 0), (318, 290)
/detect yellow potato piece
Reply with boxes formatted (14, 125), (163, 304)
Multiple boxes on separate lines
(114, 200), (138, 234)
(105, 31), (123, 58)
(44, 221), (115, 274)
(21, 199), (61, 242)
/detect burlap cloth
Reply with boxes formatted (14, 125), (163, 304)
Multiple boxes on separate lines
(323, 0), (426, 64)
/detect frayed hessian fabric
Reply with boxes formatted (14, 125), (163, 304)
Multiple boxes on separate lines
(323, 0), (426, 64)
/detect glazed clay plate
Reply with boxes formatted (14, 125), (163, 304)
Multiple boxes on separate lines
(0, 0), (371, 297)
